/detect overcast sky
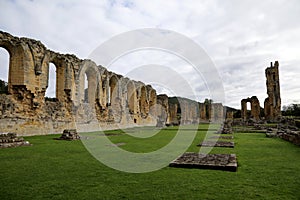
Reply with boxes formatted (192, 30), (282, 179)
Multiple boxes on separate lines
(0, 0), (299, 109)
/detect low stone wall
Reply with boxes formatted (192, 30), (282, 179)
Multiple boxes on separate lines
(277, 130), (300, 146)
(266, 126), (300, 146)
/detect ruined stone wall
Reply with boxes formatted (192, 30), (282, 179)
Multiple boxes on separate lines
(241, 96), (261, 122)
(264, 61), (281, 121)
(239, 61), (281, 123)
(0, 31), (227, 135)
(167, 97), (224, 125)
(0, 31), (157, 135)
(168, 103), (179, 125)
(210, 103), (224, 122)
(156, 94), (169, 127)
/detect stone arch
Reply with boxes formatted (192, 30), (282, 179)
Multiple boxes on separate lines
(109, 75), (119, 106)
(148, 88), (157, 116)
(100, 69), (108, 107)
(0, 33), (29, 93)
(39, 52), (78, 104)
(46, 57), (67, 102)
(0, 47), (10, 94)
(77, 60), (101, 105)
(139, 85), (149, 118)
(241, 96), (260, 121)
(45, 62), (56, 99)
(126, 80), (137, 114)
(108, 74), (122, 123)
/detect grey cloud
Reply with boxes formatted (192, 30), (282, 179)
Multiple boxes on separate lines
(0, 0), (299, 108)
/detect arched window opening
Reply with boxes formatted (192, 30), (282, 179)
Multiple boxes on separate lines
(139, 86), (149, 118)
(109, 76), (118, 106)
(82, 69), (97, 104)
(101, 78), (107, 107)
(149, 89), (156, 115)
(84, 73), (88, 103)
(149, 90), (156, 108)
(0, 47), (9, 94)
(127, 81), (136, 114)
(247, 102), (251, 118)
(45, 63), (56, 101)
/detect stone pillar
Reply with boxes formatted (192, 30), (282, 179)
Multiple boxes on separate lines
(264, 61), (281, 121)
(241, 99), (248, 121)
(250, 96), (260, 121)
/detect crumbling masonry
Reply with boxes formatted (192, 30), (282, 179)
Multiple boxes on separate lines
(241, 96), (261, 121)
(264, 61), (281, 121)
(0, 31), (225, 135)
(241, 61), (281, 122)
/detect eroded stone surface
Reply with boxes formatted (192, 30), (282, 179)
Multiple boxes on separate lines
(197, 141), (234, 148)
(264, 61), (281, 121)
(169, 153), (237, 172)
(0, 31), (226, 135)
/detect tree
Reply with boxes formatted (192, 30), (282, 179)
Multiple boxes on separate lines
(282, 104), (300, 116)
(204, 98), (213, 104)
(0, 79), (8, 94)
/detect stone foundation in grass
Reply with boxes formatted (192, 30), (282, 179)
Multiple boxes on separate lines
(197, 141), (234, 148)
(169, 153), (237, 172)
(58, 129), (80, 140)
(210, 136), (234, 140)
(0, 132), (31, 148)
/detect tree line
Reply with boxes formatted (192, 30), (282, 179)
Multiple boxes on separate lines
(282, 104), (300, 116)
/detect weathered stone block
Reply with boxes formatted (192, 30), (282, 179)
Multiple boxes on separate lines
(58, 129), (80, 140)
(169, 153), (237, 172)
(0, 132), (31, 148)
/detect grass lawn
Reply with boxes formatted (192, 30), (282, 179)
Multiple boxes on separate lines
(0, 124), (299, 199)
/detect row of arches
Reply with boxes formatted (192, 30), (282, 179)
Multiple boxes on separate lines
(75, 61), (157, 123)
(0, 31), (157, 126)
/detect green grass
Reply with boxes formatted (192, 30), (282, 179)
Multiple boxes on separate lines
(0, 125), (299, 199)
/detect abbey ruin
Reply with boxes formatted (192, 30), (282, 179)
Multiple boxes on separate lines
(241, 61), (281, 122)
(264, 61), (281, 121)
(0, 31), (225, 135)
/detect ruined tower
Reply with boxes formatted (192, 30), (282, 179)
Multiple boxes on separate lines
(264, 61), (281, 121)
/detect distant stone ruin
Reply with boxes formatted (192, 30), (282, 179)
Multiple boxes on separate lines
(241, 96), (261, 122)
(241, 61), (281, 123)
(0, 31), (225, 135)
(264, 61), (281, 121)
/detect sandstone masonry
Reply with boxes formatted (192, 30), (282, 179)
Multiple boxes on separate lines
(0, 31), (225, 135)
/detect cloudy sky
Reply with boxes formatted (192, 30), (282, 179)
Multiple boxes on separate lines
(0, 0), (299, 109)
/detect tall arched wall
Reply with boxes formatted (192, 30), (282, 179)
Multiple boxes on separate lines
(0, 31), (158, 135)
(0, 31), (225, 135)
